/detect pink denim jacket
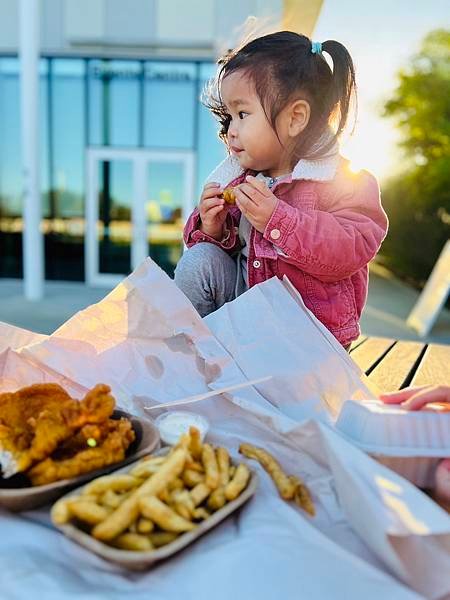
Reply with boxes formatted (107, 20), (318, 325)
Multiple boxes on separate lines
(184, 153), (388, 346)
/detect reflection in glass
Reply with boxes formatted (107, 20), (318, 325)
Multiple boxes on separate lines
(0, 54), (228, 282)
(0, 58), (49, 278)
(196, 65), (227, 197)
(144, 62), (196, 149)
(88, 59), (140, 147)
(45, 59), (85, 280)
(98, 160), (132, 275)
(147, 161), (184, 276)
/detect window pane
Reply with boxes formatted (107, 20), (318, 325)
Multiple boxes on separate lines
(0, 58), (22, 277)
(88, 60), (140, 147)
(45, 58), (85, 280)
(196, 64), (227, 197)
(144, 62), (196, 149)
(98, 159), (132, 275)
(0, 58), (48, 278)
(146, 160), (184, 276)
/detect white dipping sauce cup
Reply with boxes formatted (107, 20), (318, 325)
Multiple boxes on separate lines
(155, 411), (209, 446)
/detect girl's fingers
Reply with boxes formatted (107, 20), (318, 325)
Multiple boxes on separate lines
(380, 385), (450, 411)
(202, 186), (222, 201)
(245, 175), (272, 197)
(204, 182), (221, 190)
(238, 183), (266, 205)
(402, 386), (450, 411)
(235, 197), (256, 222)
(234, 187), (258, 208)
(206, 205), (226, 219)
(201, 197), (224, 212)
(379, 386), (429, 405)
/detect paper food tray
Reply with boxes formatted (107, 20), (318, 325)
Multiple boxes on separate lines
(335, 400), (450, 488)
(54, 450), (258, 571)
(0, 411), (160, 512)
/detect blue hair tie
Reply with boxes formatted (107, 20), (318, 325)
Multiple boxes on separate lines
(311, 41), (322, 54)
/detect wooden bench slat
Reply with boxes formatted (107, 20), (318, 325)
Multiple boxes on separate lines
(410, 343), (450, 387)
(349, 337), (396, 374)
(349, 335), (367, 351)
(365, 341), (426, 393)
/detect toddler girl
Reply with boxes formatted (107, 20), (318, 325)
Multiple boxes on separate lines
(175, 31), (388, 348)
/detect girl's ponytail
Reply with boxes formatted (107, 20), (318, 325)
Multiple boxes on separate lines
(321, 40), (357, 136)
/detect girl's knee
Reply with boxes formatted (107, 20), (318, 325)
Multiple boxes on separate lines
(175, 243), (223, 282)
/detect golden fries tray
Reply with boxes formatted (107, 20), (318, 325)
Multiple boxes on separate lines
(54, 451), (258, 571)
(0, 411), (160, 512)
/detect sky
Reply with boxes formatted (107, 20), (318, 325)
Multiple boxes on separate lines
(313, 0), (449, 181)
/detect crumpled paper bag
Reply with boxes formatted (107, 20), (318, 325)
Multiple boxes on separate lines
(1, 257), (449, 598)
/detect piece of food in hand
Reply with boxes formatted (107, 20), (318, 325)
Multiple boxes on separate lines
(0, 383), (117, 478)
(239, 443), (295, 500)
(219, 188), (236, 205)
(26, 417), (135, 486)
(139, 496), (195, 533)
(224, 463), (250, 501)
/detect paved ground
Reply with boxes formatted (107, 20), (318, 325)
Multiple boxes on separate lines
(0, 265), (449, 344)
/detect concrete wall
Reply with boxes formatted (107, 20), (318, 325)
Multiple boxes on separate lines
(0, 0), (284, 57)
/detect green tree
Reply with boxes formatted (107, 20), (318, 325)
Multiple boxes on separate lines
(380, 29), (450, 285)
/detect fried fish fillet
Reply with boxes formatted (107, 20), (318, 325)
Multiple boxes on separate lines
(0, 383), (115, 477)
(27, 417), (135, 486)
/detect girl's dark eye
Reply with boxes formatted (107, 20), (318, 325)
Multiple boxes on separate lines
(238, 111), (247, 119)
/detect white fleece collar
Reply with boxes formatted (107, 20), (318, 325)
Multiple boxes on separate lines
(205, 145), (340, 188)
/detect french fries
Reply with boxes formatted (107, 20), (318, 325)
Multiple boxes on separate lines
(239, 443), (315, 516)
(239, 443), (295, 500)
(51, 427), (253, 552)
(140, 497), (195, 532)
(201, 444), (219, 490)
(225, 464), (250, 501)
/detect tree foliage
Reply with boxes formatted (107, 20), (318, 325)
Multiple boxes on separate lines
(380, 29), (450, 286)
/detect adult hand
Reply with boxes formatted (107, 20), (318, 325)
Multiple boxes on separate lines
(380, 385), (450, 411)
(234, 175), (278, 234)
(199, 182), (227, 240)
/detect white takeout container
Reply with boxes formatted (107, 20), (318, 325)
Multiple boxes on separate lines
(335, 400), (450, 488)
(155, 411), (209, 446)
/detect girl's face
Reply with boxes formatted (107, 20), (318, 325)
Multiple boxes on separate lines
(221, 71), (292, 177)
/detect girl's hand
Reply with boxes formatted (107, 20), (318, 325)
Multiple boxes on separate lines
(199, 182), (227, 240)
(380, 385), (450, 411)
(234, 175), (278, 234)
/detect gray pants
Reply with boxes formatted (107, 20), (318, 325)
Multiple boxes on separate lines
(174, 243), (246, 317)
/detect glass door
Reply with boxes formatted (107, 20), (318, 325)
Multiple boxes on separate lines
(86, 148), (194, 286)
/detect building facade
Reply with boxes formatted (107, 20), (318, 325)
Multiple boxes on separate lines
(0, 0), (321, 285)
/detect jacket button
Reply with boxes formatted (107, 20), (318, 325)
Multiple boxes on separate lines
(253, 260), (261, 268)
(270, 228), (281, 240)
